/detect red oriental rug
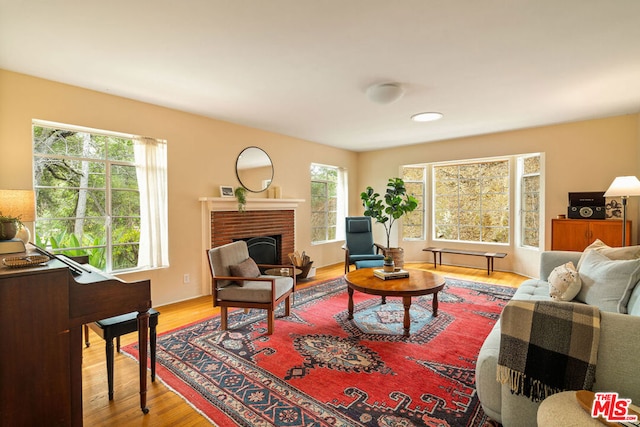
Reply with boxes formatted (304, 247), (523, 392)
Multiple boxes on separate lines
(124, 276), (515, 426)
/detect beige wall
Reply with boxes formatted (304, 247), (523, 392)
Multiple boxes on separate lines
(0, 70), (357, 305)
(2, 69), (639, 302)
(357, 114), (640, 277)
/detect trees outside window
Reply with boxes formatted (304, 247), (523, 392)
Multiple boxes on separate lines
(519, 154), (541, 248)
(433, 160), (510, 243)
(402, 166), (425, 240)
(32, 121), (168, 272)
(310, 164), (346, 243)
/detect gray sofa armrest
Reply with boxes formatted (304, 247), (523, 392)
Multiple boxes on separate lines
(539, 250), (581, 280)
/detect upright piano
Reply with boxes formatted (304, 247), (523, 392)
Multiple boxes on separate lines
(0, 256), (151, 426)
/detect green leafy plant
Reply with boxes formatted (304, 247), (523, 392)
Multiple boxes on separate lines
(0, 211), (23, 240)
(234, 186), (247, 212)
(360, 177), (419, 249)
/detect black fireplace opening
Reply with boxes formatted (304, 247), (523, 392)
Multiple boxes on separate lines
(235, 235), (281, 265)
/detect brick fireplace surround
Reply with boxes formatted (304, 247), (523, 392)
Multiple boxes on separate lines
(199, 197), (304, 295)
(210, 210), (294, 264)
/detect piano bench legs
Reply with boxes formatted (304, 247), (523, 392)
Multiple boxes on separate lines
(87, 309), (160, 400)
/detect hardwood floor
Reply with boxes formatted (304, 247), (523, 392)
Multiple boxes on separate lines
(82, 262), (528, 426)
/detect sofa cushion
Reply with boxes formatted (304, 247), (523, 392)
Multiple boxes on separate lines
(577, 239), (640, 269)
(548, 261), (581, 301)
(229, 257), (260, 286)
(576, 250), (640, 313)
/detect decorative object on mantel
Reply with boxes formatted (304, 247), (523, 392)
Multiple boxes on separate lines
(267, 186), (282, 199)
(234, 187), (247, 212)
(360, 177), (418, 268)
(219, 186), (234, 197)
(288, 250), (314, 279)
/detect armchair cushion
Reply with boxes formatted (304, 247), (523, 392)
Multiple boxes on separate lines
(218, 277), (294, 303)
(229, 257), (260, 285)
(347, 218), (371, 233)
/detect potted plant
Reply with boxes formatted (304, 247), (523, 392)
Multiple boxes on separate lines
(234, 186), (247, 212)
(0, 212), (22, 240)
(360, 177), (418, 267)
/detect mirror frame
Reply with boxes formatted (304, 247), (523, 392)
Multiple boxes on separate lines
(235, 146), (274, 193)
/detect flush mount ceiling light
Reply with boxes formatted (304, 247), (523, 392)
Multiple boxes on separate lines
(411, 112), (444, 122)
(365, 82), (405, 104)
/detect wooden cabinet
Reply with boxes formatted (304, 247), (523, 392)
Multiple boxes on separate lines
(551, 219), (631, 251)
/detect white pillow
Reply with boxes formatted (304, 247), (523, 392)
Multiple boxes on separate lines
(576, 249), (640, 313)
(576, 239), (640, 270)
(548, 261), (582, 301)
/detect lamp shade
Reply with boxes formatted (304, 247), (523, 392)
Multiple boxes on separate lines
(603, 176), (640, 198)
(0, 190), (35, 222)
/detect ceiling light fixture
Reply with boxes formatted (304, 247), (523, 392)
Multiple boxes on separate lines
(411, 112), (444, 122)
(366, 82), (405, 104)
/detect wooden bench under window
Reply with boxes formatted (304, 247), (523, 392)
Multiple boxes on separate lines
(422, 247), (507, 275)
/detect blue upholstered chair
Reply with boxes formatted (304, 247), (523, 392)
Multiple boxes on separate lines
(342, 216), (385, 273)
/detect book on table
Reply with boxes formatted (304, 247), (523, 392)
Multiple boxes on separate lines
(374, 269), (410, 280)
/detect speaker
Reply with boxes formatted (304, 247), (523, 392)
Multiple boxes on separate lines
(568, 205), (606, 219)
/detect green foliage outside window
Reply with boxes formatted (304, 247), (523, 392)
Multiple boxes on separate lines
(433, 160), (510, 243)
(33, 124), (141, 271)
(310, 164), (338, 243)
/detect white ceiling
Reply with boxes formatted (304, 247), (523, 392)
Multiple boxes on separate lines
(2, 1), (640, 152)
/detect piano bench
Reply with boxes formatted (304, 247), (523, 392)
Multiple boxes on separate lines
(87, 309), (160, 401)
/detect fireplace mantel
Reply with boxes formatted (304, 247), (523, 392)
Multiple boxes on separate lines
(199, 197), (305, 212)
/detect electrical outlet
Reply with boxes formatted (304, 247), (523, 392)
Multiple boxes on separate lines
(183, 274), (190, 284)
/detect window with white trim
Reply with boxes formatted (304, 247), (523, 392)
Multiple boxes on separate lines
(402, 166), (426, 240)
(310, 163), (347, 243)
(32, 120), (168, 273)
(519, 154), (541, 248)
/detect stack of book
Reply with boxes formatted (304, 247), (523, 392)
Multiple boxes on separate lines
(374, 269), (410, 280)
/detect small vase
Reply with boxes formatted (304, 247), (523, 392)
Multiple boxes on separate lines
(383, 260), (395, 272)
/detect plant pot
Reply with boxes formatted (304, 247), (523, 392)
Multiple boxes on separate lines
(384, 247), (404, 268)
(0, 221), (18, 240)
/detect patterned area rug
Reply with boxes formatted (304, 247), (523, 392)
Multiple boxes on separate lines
(124, 276), (515, 426)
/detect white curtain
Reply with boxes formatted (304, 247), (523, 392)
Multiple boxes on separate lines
(134, 137), (169, 268)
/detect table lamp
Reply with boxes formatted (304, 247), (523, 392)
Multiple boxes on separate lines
(0, 189), (35, 254)
(603, 176), (640, 246)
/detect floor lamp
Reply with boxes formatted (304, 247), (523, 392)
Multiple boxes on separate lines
(603, 176), (640, 247)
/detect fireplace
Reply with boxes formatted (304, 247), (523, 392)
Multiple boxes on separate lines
(235, 235), (281, 265)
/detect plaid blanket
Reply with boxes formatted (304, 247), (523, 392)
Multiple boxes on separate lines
(496, 300), (600, 402)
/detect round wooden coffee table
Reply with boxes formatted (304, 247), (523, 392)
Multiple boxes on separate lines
(344, 268), (446, 337)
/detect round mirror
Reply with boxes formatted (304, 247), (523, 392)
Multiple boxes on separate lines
(235, 146), (274, 193)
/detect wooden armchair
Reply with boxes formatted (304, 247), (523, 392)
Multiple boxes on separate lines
(206, 240), (295, 335)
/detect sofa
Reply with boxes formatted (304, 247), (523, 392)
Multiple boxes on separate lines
(476, 249), (640, 426)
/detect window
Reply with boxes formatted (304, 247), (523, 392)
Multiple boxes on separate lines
(402, 166), (426, 239)
(433, 159), (510, 243)
(310, 164), (346, 243)
(519, 154), (541, 248)
(32, 121), (168, 273)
